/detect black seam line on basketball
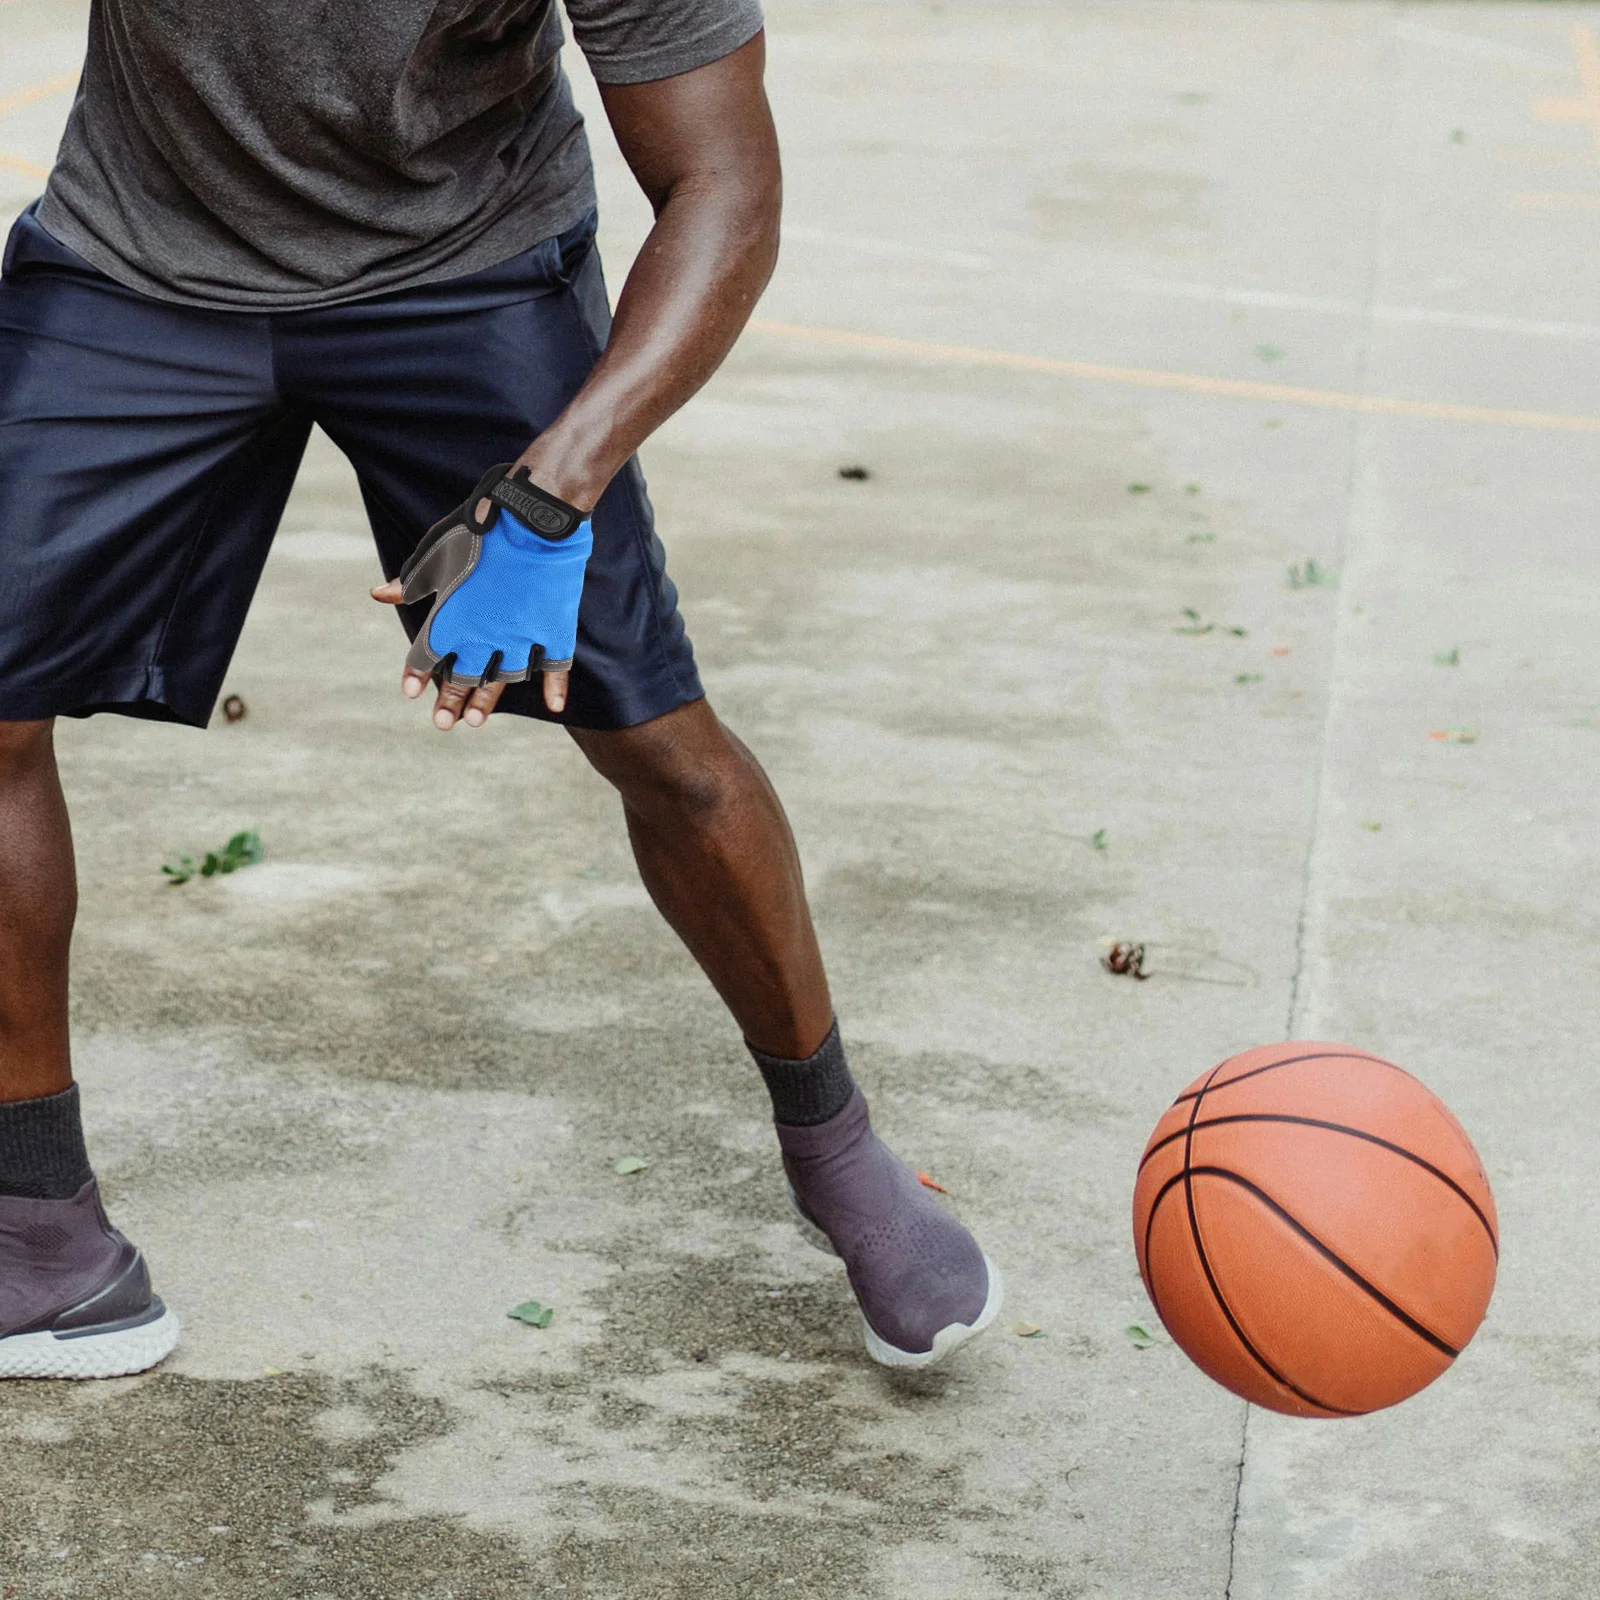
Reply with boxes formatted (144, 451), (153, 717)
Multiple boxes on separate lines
(1188, 1165), (1464, 1360)
(1152, 1068), (1222, 1395)
(1141, 1171), (1176, 1329)
(1147, 1169), (1354, 1416)
(1184, 1066), (1354, 1416)
(1182, 1069), (1352, 1416)
(1171, 1051), (1398, 1107)
(1136, 1114), (1499, 1258)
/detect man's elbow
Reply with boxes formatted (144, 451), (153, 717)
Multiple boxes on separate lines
(740, 163), (782, 277)
(667, 155), (781, 274)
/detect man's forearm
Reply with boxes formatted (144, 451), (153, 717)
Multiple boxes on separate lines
(514, 183), (779, 512)
(513, 39), (782, 513)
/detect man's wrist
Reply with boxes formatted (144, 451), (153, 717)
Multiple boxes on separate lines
(510, 440), (612, 517)
(489, 469), (587, 540)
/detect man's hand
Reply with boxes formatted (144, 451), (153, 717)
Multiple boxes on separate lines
(371, 466), (591, 728)
(372, 574), (572, 725)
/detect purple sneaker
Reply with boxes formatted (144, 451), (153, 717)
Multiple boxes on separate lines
(778, 1089), (1002, 1368)
(0, 1180), (180, 1379)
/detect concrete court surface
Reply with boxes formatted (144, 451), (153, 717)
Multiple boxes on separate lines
(2, 1), (1598, 1595)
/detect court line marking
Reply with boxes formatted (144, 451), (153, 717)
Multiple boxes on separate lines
(0, 150), (50, 181)
(1393, 20), (1567, 70)
(0, 72), (79, 122)
(1493, 144), (1590, 165)
(747, 319), (1600, 434)
(784, 224), (993, 272)
(1127, 278), (1600, 344)
(1508, 191), (1600, 209)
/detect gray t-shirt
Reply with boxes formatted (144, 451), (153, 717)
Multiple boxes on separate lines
(36, 0), (764, 311)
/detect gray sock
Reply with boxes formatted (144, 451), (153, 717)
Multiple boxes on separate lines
(0, 1083), (94, 1200)
(747, 1020), (857, 1127)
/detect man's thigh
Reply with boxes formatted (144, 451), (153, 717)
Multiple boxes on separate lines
(291, 218), (704, 732)
(0, 210), (305, 726)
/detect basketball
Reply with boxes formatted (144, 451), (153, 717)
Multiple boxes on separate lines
(1132, 1043), (1498, 1418)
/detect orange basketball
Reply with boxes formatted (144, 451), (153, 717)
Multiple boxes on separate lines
(1132, 1042), (1498, 1417)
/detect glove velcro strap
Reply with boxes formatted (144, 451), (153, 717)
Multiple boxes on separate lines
(489, 467), (586, 541)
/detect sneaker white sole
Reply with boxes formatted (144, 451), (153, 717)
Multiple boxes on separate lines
(0, 1306), (180, 1380)
(859, 1257), (1004, 1370)
(788, 1186), (1004, 1369)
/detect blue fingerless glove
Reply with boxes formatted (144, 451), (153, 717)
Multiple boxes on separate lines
(399, 465), (593, 686)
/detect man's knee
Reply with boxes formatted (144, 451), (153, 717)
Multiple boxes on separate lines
(0, 720), (54, 778)
(571, 700), (746, 826)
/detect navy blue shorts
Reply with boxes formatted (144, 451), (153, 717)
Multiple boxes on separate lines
(0, 206), (702, 730)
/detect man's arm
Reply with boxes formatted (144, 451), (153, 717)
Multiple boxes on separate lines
(374, 33), (781, 726)
(517, 31), (781, 513)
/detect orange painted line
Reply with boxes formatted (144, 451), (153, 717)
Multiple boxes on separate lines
(747, 320), (1600, 435)
(0, 72), (79, 121)
(0, 150), (50, 181)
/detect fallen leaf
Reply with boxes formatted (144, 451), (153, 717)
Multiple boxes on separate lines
(162, 852), (198, 886)
(1288, 559), (1336, 590)
(1433, 648), (1460, 667)
(1234, 672), (1262, 685)
(1012, 1321), (1044, 1339)
(1427, 728), (1478, 744)
(837, 464), (872, 481)
(1127, 482), (1152, 494)
(1360, 820), (1383, 832)
(162, 829), (263, 886)
(1175, 607), (1246, 637)
(1126, 1321), (1157, 1349)
(1255, 343), (1284, 362)
(612, 1155), (650, 1176)
(1102, 941), (1149, 980)
(1271, 645), (1292, 657)
(1090, 828), (1108, 851)
(916, 1170), (949, 1194)
(508, 1301), (555, 1328)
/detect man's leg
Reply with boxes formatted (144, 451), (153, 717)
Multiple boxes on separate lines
(302, 223), (1001, 1365)
(569, 698), (831, 1061)
(0, 721), (74, 1104)
(0, 721), (180, 1378)
(572, 698), (1002, 1368)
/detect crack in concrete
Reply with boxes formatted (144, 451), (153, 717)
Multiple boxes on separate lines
(1223, 1404), (1251, 1599)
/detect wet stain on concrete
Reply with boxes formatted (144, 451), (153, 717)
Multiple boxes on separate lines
(0, 1248), (1088, 1600)
(0, 1370), (530, 1599)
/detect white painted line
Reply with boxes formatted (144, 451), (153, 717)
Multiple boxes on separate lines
(1128, 278), (1600, 344)
(783, 224), (993, 271)
(1392, 21), (1568, 71)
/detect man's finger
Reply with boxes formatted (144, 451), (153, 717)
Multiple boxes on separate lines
(543, 668), (569, 715)
(371, 578), (404, 605)
(463, 678), (506, 727)
(433, 674), (474, 730)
